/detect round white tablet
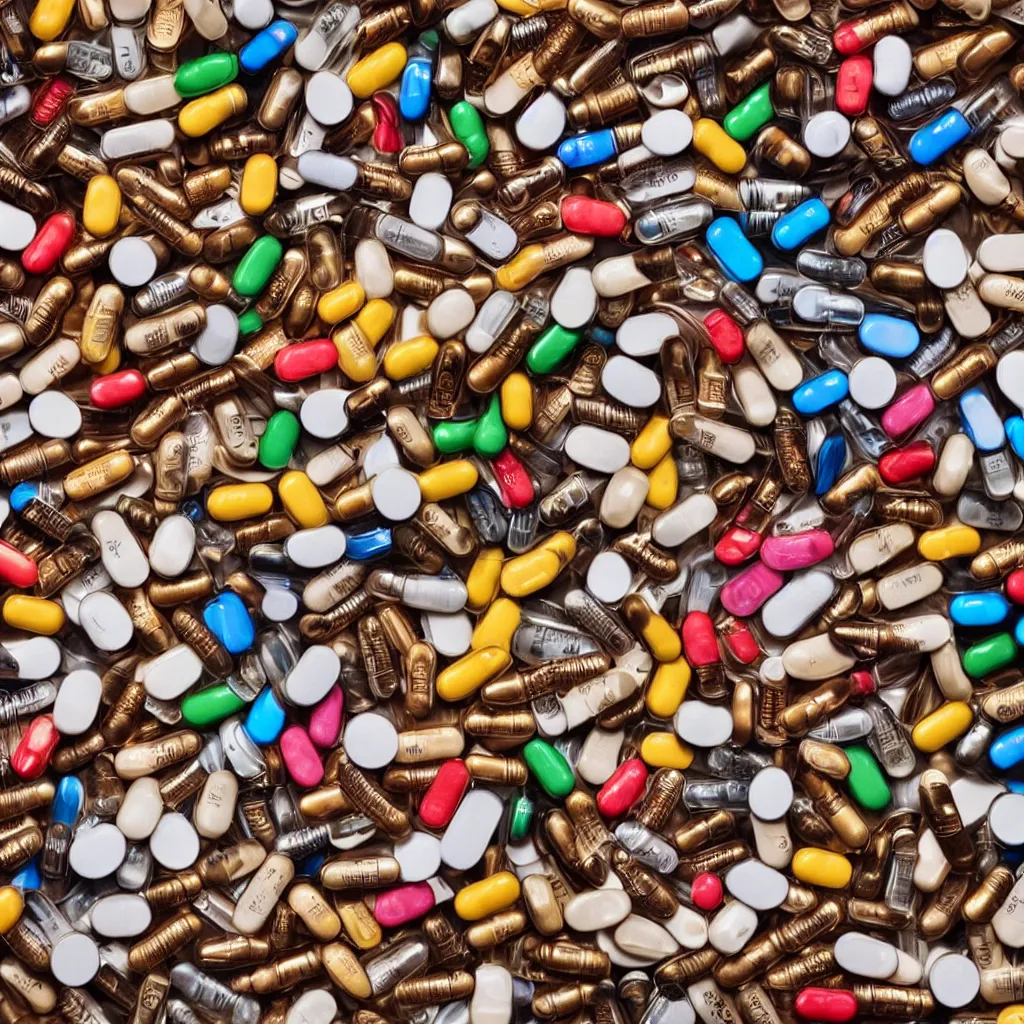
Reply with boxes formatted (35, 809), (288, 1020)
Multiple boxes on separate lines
(109, 236), (157, 287)
(848, 356), (897, 410)
(53, 668), (102, 736)
(304, 71), (353, 126)
(28, 390), (82, 438)
(642, 109), (693, 156)
(394, 830), (443, 882)
(410, 173), (453, 231)
(344, 712), (399, 769)
(922, 229), (969, 289)
(929, 952), (980, 1009)
(748, 766), (794, 820)
(0, 201), (35, 251)
(234, 0), (273, 28)
(673, 702), (733, 747)
(90, 893), (153, 938)
(371, 466), (421, 520)
(989, 792), (1024, 846)
(193, 304), (239, 365)
(262, 586), (299, 622)
(69, 822), (127, 878)
(803, 111), (850, 159)
(300, 389), (349, 439)
(149, 812), (201, 869)
(50, 932), (100, 986)
(586, 551), (633, 605)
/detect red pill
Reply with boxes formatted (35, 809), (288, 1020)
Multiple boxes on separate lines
(719, 619), (759, 664)
(22, 212), (75, 275)
(31, 77), (74, 127)
(372, 92), (403, 154)
(794, 988), (857, 1022)
(419, 759), (470, 829)
(561, 195), (627, 237)
(682, 611), (720, 668)
(835, 55), (872, 115)
(12, 715), (58, 780)
(275, 339), (339, 382)
(878, 439), (935, 485)
(851, 670), (876, 696)
(832, 19), (873, 55)
(0, 541), (37, 589)
(279, 725), (324, 787)
(90, 369), (147, 409)
(703, 310), (745, 364)
(596, 758), (648, 818)
(714, 526), (762, 565)
(491, 449), (534, 509)
(690, 872), (723, 911)
(308, 685), (343, 747)
(1008, 569), (1024, 604)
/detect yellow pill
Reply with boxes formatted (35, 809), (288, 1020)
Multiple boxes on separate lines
(640, 732), (694, 770)
(418, 460), (479, 502)
(501, 373), (533, 430)
(335, 298), (395, 382)
(998, 1006), (1024, 1024)
(501, 532), (575, 597)
(454, 872), (521, 921)
(278, 471), (329, 528)
(647, 453), (678, 510)
(3, 595), (65, 635)
(29, 0), (75, 40)
(437, 645), (511, 701)
(466, 548), (504, 612)
(82, 175), (122, 238)
(207, 483), (274, 522)
(631, 415), (672, 470)
(791, 847), (852, 889)
(472, 597), (521, 651)
(0, 886), (23, 934)
(692, 118), (747, 174)
(918, 523), (981, 561)
(347, 43), (407, 99)
(646, 657), (691, 719)
(240, 154), (278, 216)
(636, 609), (682, 662)
(93, 344), (121, 375)
(911, 700), (973, 752)
(338, 902), (382, 950)
(383, 335), (438, 380)
(178, 84), (248, 138)
(495, 245), (543, 291)
(318, 281), (365, 324)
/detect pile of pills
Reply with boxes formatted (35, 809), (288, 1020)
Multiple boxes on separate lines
(7, 0), (1024, 1022)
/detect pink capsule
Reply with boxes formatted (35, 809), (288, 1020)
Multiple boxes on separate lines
(491, 449), (534, 508)
(12, 715), (58, 779)
(374, 882), (436, 926)
(794, 988), (856, 1022)
(759, 530), (834, 571)
(308, 685), (343, 747)
(280, 725), (324, 787)
(720, 563), (784, 617)
(597, 758), (648, 818)
(719, 619), (760, 663)
(880, 383), (934, 440)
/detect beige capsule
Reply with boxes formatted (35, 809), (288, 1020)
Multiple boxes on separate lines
(321, 941), (371, 999)
(522, 874), (563, 936)
(320, 856), (401, 890)
(232, 853), (295, 935)
(113, 729), (202, 779)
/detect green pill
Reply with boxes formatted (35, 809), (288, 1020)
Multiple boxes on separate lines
(233, 235), (283, 297)
(433, 419), (478, 453)
(181, 684), (247, 727)
(526, 325), (582, 375)
(523, 738), (575, 798)
(509, 794), (534, 840)
(174, 53), (239, 98)
(238, 310), (263, 336)
(724, 82), (774, 142)
(449, 101), (489, 168)
(844, 745), (890, 811)
(259, 410), (300, 469)
(473, 395), (508, 458)
(963, 632), (1017, 678)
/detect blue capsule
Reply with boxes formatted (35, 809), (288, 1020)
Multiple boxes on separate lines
(1008, 416), (1024, 460)
(400, 56), (433, 120)
(299, 852), (327, 878)
(771, 198), (830, 251)
(53, 776), (84, 825)
(347, 527), (392, 560)
(245, 686), (287, 744)
(909, 109), (971, 166)
(240, 20), (299, 74)
(814, 433), (847, 496)
(793, 370), (849, 416)
(11, 858), (40, 891)
(9, 484), (37, 513)
(950, 592), (1010, 628)
(858, 314), (919, 359)
(705, 217), (764, 283)
(557, 130), (618, 169)
(960, 388), (1005, 452)
(991, 723), (1024, 770)
(203, 591), (255, 654)
(588, 325), (616, 345)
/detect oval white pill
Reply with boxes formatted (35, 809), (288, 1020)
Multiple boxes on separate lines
(285, 525), (347, 568)
(194, 769), (239, 839)
(90, 893), (153, 938)
(410, 172), (453, 231)
(427, 288), (476, 339)
(441, 788), (503, 869)
(148, 514), (196, 577)
(616, 312), (678, 357)
(872, 35), (912, 96)
(989, 792), (1024, 846)
(0, 200), (35, 251)
(978, 234), (1024, 273)
(725, 859), (789, 910)
(117, 776), (164, 840)
(847, 356), (897, 410)
(394, 830), (442, 882)
(305, 70), (353, 126)
(747, 766), (794, 820)
(673, 701), (733, 747)
(28, 390), (81, 439)
(143, 644), (204, 700)
(284, 645), (341, 706)
(296, 152), (359, 191)
(193, 303), (239, 365)
(69, 821), (127, 878)
(371, 466), (422, 520)
(761, 571), (835, 638)
(803, 110), (850, 159)
(287, 989), (336, 1024)
(53, 668), (102, 736)
(642, 109), (693, 156)
(651, 494), (717, 547)
(834, 932), (899, 979)
(344, 712), (399, 769)
(515, 90), (566, 151)
(92, 510), (150, 587)
(7, 636), (61, 679)
(923, 229), (969, 289)
(551, 266), (597, 330)
(586, 551), (633, 604)
(614, 916), (679, 959)
(564, 425), (630, 473)
(708, 900), (759, 954)
(929, 952), (980, 1009)
(79, 591), (135, 651)
(300, 389), (349, 439)
(601, 355), (661, 407)
(109, 236), (158, 287)
(150, 811), (201, 869)
(262, 586), (298, 622)
(564, 889), (633, 932)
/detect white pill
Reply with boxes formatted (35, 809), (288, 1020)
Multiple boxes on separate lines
(466, 290), (518, 353)
(872, 36), (912, 96)
(923, 229), (969, 289)
(0, 411), (30, 452)
(296, 152), (359, 191)
(586, 551), (633, 604)
(427, 287), (475, 339)
(782, 633), (857, 681)
(441, 788), (503, 869)
(564, 425), (630, 472)
(285, 525), (347, 569)
(28, 390), (81, 439)
(69, 821), (127, 878)
(123, 73), (178, 114)
(305, 70), (353, 126)
(422, 610), (473, 656)
(0, 85), (30, 127)
(0, 374), (22, 413)
(50, 933), (100, 986)
(363, 436), (401, 479)
(20, 340), (80, 396)
(564, 889), (633, 932)
(394, 831), (442, 882)
(192, 304), (238, 365)
(803, 111), (850, 158)
(194, 769), (239, 838)
(300, 389), (349, 439)
(53, 668), (102, 736)
(0, 200), (36, 251)
(410, 172), (453, 231)
(664, 905), (709, 950)
(578, 726), (624, 785)
(109, 236), (158, 287)
(596, 928), (658, 968)
(988, 792), (1024, 846)
(234, 0), (273, 27)
(834, 933), (899, 980)
(354, 238), (394, 299)
(344, 712), (399, 769)
(148, 514), (196, 578)
(515, 90), (566, 151)
(848, 356), (897, 409)
(284, 645), (341, 706)
(614, 916), (679, 959)
(287, 990), (336, 1024)
(445, 0), (498, 40)
(602, 354), (661, 407)
(708, 900), (758, 954)
(999, 352), (1024, 411)
(90, 893), (153, 938)
(143, 644), (203, 701)
(747, 766), (794, 821)
(150, 811), (200, 869)
(761, 570), (835, 638)
(470, 964), (512, 1024)
(711, 11), (759, 54)
(371, 466), (422, 520)
(616, 312), (677, 357)
(652, 494), (717, 547)
(79, 591), (134, 651)
(262, 586), (298, 622)
(642, 109), (693, 156)
(952, 775), (1005, 829)
(551, 266), (597, 329)
(92, 510), (150, 587)
(929, 952), (980, 1009)
(7, 636), (60, 679)
(979, 233), (1024, 273)
(117, 777), (164, 840)
(725, 859), (789, 910)
(673, 701), (733, 747)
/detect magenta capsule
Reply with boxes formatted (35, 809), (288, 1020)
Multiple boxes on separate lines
(12, 715), (58, 779)
(374, 882), (436, 926)
(279, 725), (324, 787)
(596, 758), (647, 818)
(22, 212), (75, 274)
(491, 449), (534, 508)
(880, 383), (934, 440)
(759, 530), (834, 571)
(719, 562), (784, 617)
(793, 988), (856, 1022)
(419, 759), (470, 829)
(308, 685), (343, 747)
(0, 541), (38, 589)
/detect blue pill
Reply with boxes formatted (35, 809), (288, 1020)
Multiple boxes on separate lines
(950, 592), (1010, 628)
(705, 217), (764, 283)
(9, 483), (37, 513)
(960, 388), (1006, 452)
(557, 130), (617, 168)
(400, 58), (432, 120)
(991, 724), (1024, 770)
(814, 433), (847, 496)
(1009, 416), (1024, 459)
(204, 591), (255, 654)
(588, 325), (615, 345)
(245, 686), (287, 744)
(347, 527), (392, 560)
(858, 314), (919, 359)
(910, 109), (971, 166)
(240, 20), (298, 74)
(771, 198), (830, 251)
(180, 498), (204, 523)
(11, 858), (40, 891)
(299, 852), (327, 878)
(793, 370), (849, 416)
(53, 776), (84, 825)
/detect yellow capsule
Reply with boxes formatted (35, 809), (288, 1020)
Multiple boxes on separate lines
(178, 85), (249, 138)
(692, 118), (747, 174)
(29, 0), (75, 40)
(437, 645), (512, 701)
(911, 700), (973, 753)
(240, 154), (278, 216)
(94, 345), (121, 374)
(496, 0), (563, 12)
(336, 298), (395, 382)
(338, 901), (382, 950)
(638, 608), (682, 662)
(207, 483), (274, 522)
(3, 595), (65, 636)
(501, 532), (575, 597)
(383, 335), (439, 380)
(646, 657), (691, 719)
(466, 548), (504, 612)
(791, 847), (852, 889)
(82, 175), (122, 238)
(647, 453), (678, 510)
(347, 43), (408, 99)
(501, 372), (533, 430)
(418, 460), (479, 502)
(318, 281), (366, 324)
(0, 886), (23, 933)
(278, 471), (329, 528)
(454, 871), (521, 921)
(998, 1006), (1024, 1024)
(640, 732), (694, 770)
(471, 597), (521, 651)
(918, 523), (981, 561)
(495, 246), (545, 292)
(631, 415), (672, 470)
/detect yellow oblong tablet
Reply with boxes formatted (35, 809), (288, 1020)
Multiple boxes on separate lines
(418, 460), (479, 502)
(383, 335), (438, 380)
(347, 43), (407, 99)
(454, 871), (520, 921)
(83, 175), (122, 238)
(278, 471), (329, 528)
(631, 414), (672, 470)
(471, 597), (521, 651)
(692, 118), (747, 174)
(437, 646), (511, 701)
(3, 595), (65, 635)
(207, 483), (274, 522)
(240, 153), (278, 216)
(647, 453), (678, 510)
(918, 523), (981, 561)
(646, 657), (691, 719)
(792, 847), (852, 889)
(0, 886), (23, 934)
(465, 548), (504, 612)
(318, 281), (365, 324)
(640, 732), (694, 770)
(911, 700), (973, 752)
(501, 373), (533, 430)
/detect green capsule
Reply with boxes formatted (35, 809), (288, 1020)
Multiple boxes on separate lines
(963, 632), (1017, 678)
(233, 235), (283, 297)
(174, 52), (239, 98)
(449, 101), (489, 168)
(509, 793), (534, 840)
(473, 394), (508, 458)
(259, 410), (300, 469)
(844, 745), (890, 811)
(723, 82), (774, 142)
(526, 324), (583, 375)
(238, 310), (263, 336)
(432, 418), (478, 453)
(523, 738), (575, 798)
(181, 683), (247, 727)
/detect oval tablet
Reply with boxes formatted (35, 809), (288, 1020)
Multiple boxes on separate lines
(515, 90), (566, 151)
(394, 831), (442, 882)
(28, 391), (81, 439)
(79, 591), (135, 651)
(372, 466), (422, 520)
(586, 551), (633, 604)
(564, 425), (630, 473)
(300, 389), (349, 439)
(142, 644), (204, 701)
(673, 701), (733, 747)
(708, 900), (759, 954)
(285, 525), (347, 568)
(150, 812), (201, 870)
(551, 267), (597, 330)
(149, 514), (196, 577)
(53, 668), (102, 736)
(616, 313), (677, 357)
(116, 777), (164, 840)
(923, 229), (968, 289)
(441, 788), (503, 870)
(344, 713), (399, 769)
(109, 236), (158, 287)
(724, 859), (789, 910)
(283, 645), (341, 706)
(643, 109), (693, 156)
(305, 70), (353, 126)
(614, 916), (679, 959)
(90, 893), (153, 938)
(601, 355), (661, 407)
(410, 173), (454, 231)
(834, 932), (899, 980)
(69, 821), (127, 878)
(564, 889), (633, 932)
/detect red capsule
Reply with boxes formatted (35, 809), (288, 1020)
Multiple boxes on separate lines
(832, 16), (876, 55)
(1007, 569), (1024, 604)
(12, 715), (58, 780)
(714, 526), (762, 565)
(690, 872), (723, 911)
(491, 449), (534, 509)
(703, 310), (745, 364)
(274, 339), (339, 382)
(372, 92), (403, 154)
(308, 685), (343, 748)
(22, 212), (75, 274)
(419, 759), (470, 829)
(719, 619), (759, 664)
(835, 55), (872, 115)
(279, 725), (324, 788)
(597, 758), (648, 818)
(682, 611), (720, 667)
(90, 369), (147, 409)
(561, 195), (627, 237)
(794, 988), (856, 1022)
(31, 78), (74, 127)
(878, 439), (935, 485)
(0, 542), (38, 589)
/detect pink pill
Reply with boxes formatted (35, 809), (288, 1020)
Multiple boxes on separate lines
(881, 383), (934, 440)
(280, 725), (324, 787)
(308, 685), (343, 747)
(759, 530), (834, 571)
(374, 882), (436, 926)
(720, 563), (784, 617)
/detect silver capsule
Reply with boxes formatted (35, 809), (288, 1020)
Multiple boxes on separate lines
(792, 285), (865, 327)
(365, 570), (469, 612)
